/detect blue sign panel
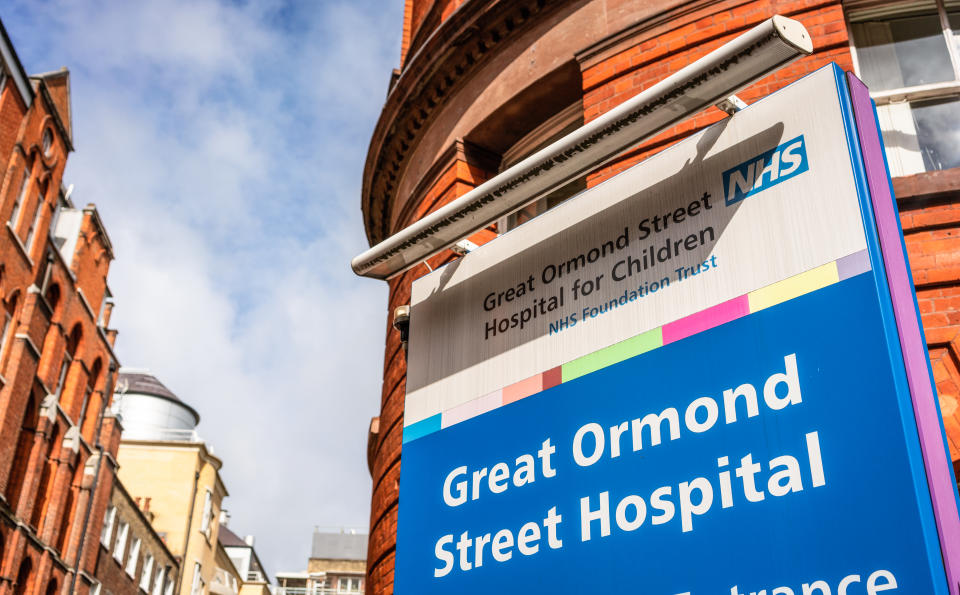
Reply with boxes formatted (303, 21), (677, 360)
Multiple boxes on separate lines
(398, 273), (942, 593)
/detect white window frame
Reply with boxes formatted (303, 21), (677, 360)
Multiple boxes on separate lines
(199, 490), (213, 537)
(191, 563), (204, 595)
(336, 577), (361, 593)
(24, 191), (44, 253)
(140, 554), (154, 591)
(90, 581), (102, 595)
(53, 355), (71, 403)
(848, 0), (960, 175)
(126, 536), (142, 576)
(113, 521), (129, 562)
(8, 167), (29, 228)
(0, 308), (12, 365)
(100, 505), (117, 546)
(152, 566), (166, 595)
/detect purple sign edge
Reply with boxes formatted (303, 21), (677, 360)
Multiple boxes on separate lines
(846, 71), (960, 593)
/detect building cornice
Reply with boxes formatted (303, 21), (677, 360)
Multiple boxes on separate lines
(361, 0), (563, 246)
(0, 17), (33, 107)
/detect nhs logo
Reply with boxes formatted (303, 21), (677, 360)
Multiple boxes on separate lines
(722, 135), (809, 206)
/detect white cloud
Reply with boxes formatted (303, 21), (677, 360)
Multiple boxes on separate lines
(5, 0), (400, 572)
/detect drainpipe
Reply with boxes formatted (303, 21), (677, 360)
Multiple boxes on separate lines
(69, 364), (115, 594)
(176, 469), (201, 595)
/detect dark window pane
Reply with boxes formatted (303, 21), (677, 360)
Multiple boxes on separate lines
(853, 8), (955, 90)
(912, 96), (960, 170)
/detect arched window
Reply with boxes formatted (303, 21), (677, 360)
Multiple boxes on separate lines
(25, 179), (49, 252)
(44, 283), (60, 313)
(4, 393), (38, 508)
(7, 163), (31, 229)
(31, 422), (60, 530)
(1, 290), (20, 365)
(88, 358), (102, 390)
(13, 556), (33, 595)
(55, 324), (82, 403)
(66, 324), (82, 358)
(80, 358), (104, 439)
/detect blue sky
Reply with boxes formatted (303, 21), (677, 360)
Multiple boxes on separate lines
(4, 0), (401, 574)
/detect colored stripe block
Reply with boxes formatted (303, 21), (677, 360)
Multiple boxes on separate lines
(562, 327), (663, 382)
(542, 366), (562, 391)
(503, 375), (543, 405)
(837, 249), (871, 280)
(403, 414), (441, 443)
(442, 390), (503, 428)
(662, 296), (749, 344)
(748, 262), (839, 312)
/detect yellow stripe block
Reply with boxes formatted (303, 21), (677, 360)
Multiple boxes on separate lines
(748, 262), (840, 313)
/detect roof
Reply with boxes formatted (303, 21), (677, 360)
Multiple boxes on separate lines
(117, 370), (178, 400)
(310, 532), (367, 561)
(0, 17), (33, 107)
(218, 526), (248, 548)
(219, 526), (272, 585)
(116, 369), (200, 424)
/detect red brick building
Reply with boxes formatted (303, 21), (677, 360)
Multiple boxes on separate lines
(360, 0), (960, 593)
(93, 482), (178, 595)
(0, 17), (124, 595)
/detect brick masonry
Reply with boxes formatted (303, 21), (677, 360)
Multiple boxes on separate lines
(0, 20), (122, 595)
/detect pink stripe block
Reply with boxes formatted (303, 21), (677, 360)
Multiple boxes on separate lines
(441, 390), (502, 428)
(503, 374), (543, 405)
(662, 296), (750, 344)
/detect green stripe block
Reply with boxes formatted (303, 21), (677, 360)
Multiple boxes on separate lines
(562, 327), (663, 383)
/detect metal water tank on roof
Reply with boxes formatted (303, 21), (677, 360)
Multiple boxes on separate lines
(113, 369), (200, 441)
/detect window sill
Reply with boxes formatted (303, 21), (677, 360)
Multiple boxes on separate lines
(893, 166), (960, 202)
(871, 81), (960, 106)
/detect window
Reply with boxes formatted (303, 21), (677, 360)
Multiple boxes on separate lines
(849, 0), (960, 175)
(100, 506), (117, 546)
(495, 101), (586, 233)
(8, 167), (30, 229)
(42, 129), (53, 157)
(199, 490), (213, 537)
(336, 577), (361, 593)
(140, 554), (154, 590)
(53, 357), (70, 402)
(113, 522), (129, 562)
(164, 573), (174, 595)
(126, 537), (141, 576)
(0, 294), (16, 364)
(49, 194), (65, 240)
(191, 563), (204, 595)
(152, 566), (166, 595)
(24, 194), (44, 253)
(90, 582), (101, 595)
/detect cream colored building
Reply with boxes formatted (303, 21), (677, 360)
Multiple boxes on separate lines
(112, 370), (228, 595)
(276, 530), (366, 595)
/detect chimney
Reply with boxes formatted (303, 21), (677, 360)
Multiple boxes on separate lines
(101, 300), (115, 327)
(220, 510), (230, 527)
(244, 535), (255, 547)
